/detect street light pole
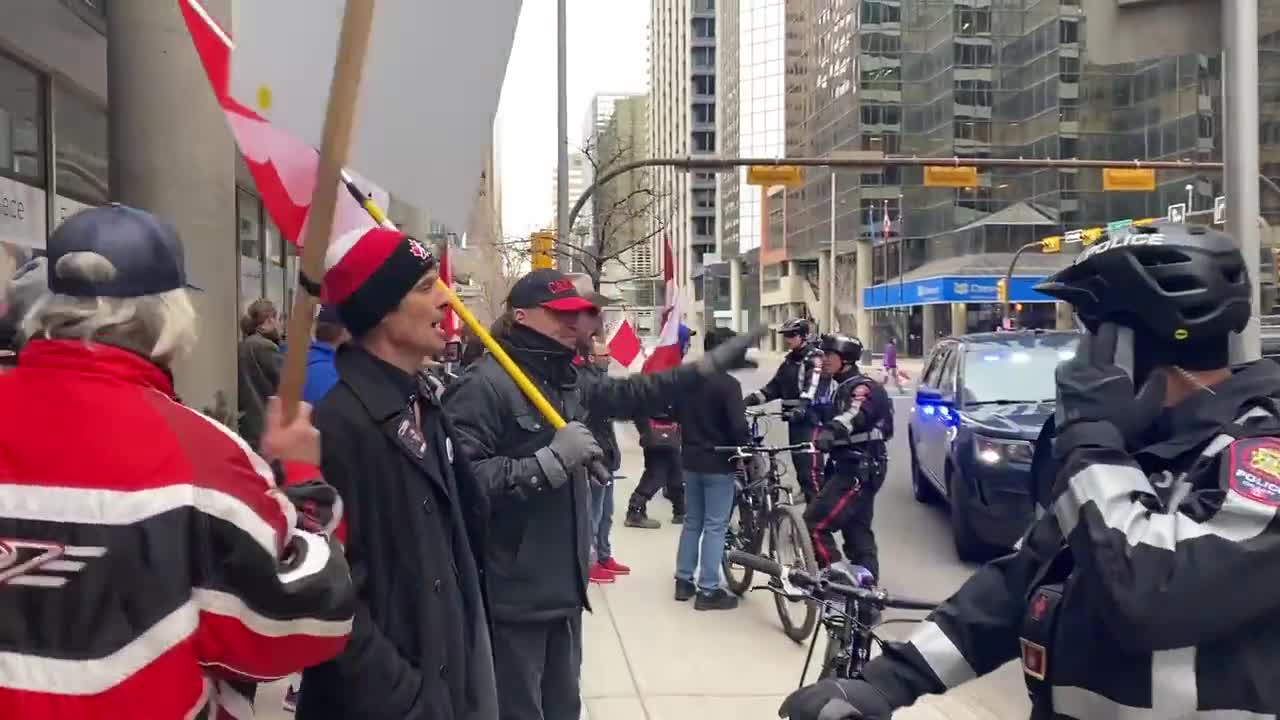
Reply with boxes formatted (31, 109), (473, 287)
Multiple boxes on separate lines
(829, 171), (837, 333)
(556, 0), (569, 250)
(1224, 0), (1261, 362)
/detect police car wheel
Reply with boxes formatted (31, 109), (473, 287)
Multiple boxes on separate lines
(908, 431), (938, 505)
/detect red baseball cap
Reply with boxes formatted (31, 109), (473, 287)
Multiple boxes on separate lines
(507, 269), (597, 312)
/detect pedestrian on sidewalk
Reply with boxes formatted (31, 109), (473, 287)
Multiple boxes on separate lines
(298, 227), (497, 720)
(0, 204), (355, 718)
(625, 323), (694, 529)
(443, 269), (759, 720)
(673, 327), (753, 610)
(238, 298), (283, 449)
(882, 337), (904, 394)
(580, 334), (630, 584)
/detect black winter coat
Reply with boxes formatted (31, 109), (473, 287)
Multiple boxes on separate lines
(578, 363), (622, 472)
(443, 325), (702, 622)
(298, 346), (497, 720)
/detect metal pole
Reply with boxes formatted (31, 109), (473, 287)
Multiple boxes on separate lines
(556, 0), (569, 249)
(829, 171), (837, 333)
(1185, 183), (1194, 215)
(1004, 241), (1040, 327)
(1224, 0), (1261, 363)
(898, 192), (905, 336)
(565, 155), (1225, 233)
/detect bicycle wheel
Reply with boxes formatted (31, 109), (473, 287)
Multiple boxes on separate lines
(723, 496), (761, 596)
(769, 504), (819, 642)
(818, 632), (844, 681)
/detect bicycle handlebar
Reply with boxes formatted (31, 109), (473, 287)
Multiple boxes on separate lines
(746, 407), (788, 418)
(713, 442), (814, 456)
(725, 550), (937, 612)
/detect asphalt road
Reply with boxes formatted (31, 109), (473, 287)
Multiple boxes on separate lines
(253, 364), (1031, 719)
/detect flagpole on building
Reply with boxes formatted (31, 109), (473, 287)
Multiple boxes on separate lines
(276, 0), (376, 421)
(556, 0), (570, 249)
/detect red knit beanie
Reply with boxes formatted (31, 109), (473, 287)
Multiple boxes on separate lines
(322, 226), (435, 336)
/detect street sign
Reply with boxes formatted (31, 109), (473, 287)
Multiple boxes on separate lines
(923, 165), (979, 188)
(1102, 167), (1156, 192)
(1214, 195), (1227, 225)
(746, 165), (804, 188)
(1167, 202), (1187, 223)
(530, 231), (556, 270)
(1106, 219), (1134, 232)
(1041, 236), (1062, 253)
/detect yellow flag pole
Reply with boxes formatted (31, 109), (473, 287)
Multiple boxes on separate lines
(339, 172), (567, 429)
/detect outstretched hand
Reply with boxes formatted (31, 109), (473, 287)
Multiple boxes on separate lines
(1054, 323), (1166, 452)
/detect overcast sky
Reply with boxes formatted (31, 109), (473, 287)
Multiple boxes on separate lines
(496, 0), (649, 240)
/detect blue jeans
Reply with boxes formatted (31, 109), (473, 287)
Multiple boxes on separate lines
(675, 470), (736, 593)
(590, 480), (615, 562)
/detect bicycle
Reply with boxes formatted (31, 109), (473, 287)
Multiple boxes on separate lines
(716, 418), (820, 642)
(726, 550), (936, 686)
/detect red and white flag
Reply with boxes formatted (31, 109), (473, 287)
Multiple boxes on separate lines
(439, 241), (458, 342)
(641, 237), (683, 373)
(606, 318), (644, 372)
(178, 0), (382, 248)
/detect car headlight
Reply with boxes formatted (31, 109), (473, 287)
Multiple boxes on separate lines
(974, 435), (1034, 466)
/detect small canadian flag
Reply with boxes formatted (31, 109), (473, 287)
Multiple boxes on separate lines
(606, 318), (644, 372)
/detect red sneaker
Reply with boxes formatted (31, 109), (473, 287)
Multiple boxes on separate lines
(599, 558), (631, 575)
(589, 564), (616, 584)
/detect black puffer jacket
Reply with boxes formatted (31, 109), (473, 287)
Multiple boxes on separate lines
(443, 325), (702, 622)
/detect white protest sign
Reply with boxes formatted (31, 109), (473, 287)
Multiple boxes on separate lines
(229, 0), (522, 233)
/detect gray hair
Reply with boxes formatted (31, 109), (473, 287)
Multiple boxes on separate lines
(21, 251), (197, 366)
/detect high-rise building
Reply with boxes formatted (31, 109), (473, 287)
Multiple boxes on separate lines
(650, 0), (718, 330)
(774, 0), (1280, 356)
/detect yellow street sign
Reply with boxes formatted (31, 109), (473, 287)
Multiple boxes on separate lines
(1102, 167), (1156, 192)
(923, 165), (979, 188)
(530, 231), (556, 270)
(746, 165), (804, 188)
(1041, 236), (1062, 254)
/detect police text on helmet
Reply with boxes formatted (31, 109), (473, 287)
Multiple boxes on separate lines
(1076, 233), (1165, 263)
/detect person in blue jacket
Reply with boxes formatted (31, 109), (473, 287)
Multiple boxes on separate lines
(301, 304), (350, 405)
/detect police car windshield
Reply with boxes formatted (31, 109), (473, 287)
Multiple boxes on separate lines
(962, 335), (1080, 405)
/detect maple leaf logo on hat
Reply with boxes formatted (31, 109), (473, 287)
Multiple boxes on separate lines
(407, 238), (429, 260)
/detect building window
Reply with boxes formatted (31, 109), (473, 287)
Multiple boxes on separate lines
(0, 53), (46, 186)
(692, 130), (715, 152)
(54, 84), (109, 205)
(693, 17), (715, 39)
(693, 102), (715, 124)
(693, 215), (714, 237)
(693, 46), (715, 69)
(237, 188), (265, 311)
(693, 75), (716, 96)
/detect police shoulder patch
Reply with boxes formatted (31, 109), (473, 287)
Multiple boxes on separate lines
(1225, 437), (1280, 507)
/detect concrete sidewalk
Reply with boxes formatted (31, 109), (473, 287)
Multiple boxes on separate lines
(582, 423), (1027, 720)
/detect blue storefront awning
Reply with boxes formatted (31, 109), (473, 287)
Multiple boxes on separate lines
(862, 275), (1053, 310)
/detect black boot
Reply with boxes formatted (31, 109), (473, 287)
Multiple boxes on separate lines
(674, 578), (696, 602)
(694, 588), (740, 611)
(625, 506), (660, 529)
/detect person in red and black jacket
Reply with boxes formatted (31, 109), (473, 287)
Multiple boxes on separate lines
(0, 205), (354, 720)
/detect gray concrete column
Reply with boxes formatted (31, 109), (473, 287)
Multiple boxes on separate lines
(950, 302), (967, 336)
(818, 252), (832, 334)
(728, 257), (743, 332)
(855, 242), (873, 339)
(1055, 302), (1074, 330)
(108, 0), (239, 414)
(922, 305), (937, 357)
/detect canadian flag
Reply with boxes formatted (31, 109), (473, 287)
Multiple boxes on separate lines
(641, 237), (683, 373)
(439, 241), (458, 342)
(606, 318), (644, 372)
(178, 0), (381, 248)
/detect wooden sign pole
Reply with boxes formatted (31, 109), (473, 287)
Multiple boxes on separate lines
(276, 0), (377, 421)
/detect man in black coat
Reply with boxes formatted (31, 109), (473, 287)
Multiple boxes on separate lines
(444, 269), (759, 720)
(298, 227), (497, 720)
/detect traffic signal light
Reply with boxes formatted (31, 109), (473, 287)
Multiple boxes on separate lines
(531, 231), (555, 270)
(997, 278), (1008, 303)
(1081, 228), (1104, 246)
(1040, 235), (1062, 254)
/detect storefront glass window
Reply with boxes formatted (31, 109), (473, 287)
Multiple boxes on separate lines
(264, 219), (286, 320)
(54, 83), (109, 204)
(0, 53), (45, 186)
(237, 188), (264, 312)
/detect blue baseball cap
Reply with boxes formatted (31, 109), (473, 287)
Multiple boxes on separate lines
(46, 204), (198, 297)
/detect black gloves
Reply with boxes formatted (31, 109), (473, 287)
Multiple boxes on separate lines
(1053, 323), (1166, 458)
(815, 429), (836, 453)
(532, 421), (604, 494)
(699, 327), (766, 375)
(744, 391), (766, 407)
(779, 679), (893, 720)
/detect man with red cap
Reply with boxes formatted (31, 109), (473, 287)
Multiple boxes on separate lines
(297, 226), (496, 720)
(443, 267), (761, 720)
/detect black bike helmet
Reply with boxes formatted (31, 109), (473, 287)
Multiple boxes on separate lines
(819, 333), (863, 364)
(779, 318), (811, 337)
(1034, 222), (1250, 344)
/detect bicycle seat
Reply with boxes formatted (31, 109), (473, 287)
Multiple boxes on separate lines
(825, 560), (875, 588)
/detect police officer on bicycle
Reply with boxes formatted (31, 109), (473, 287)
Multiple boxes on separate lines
(746, 318), (826, 503)
(779, 222), (1280, 720)
(804, 334), (894, 579)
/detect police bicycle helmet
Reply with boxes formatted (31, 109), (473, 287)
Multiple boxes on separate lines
(1034, 222), (1250, 345)
(819, 333), (863, 364)
(779, 318), (812, 337)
